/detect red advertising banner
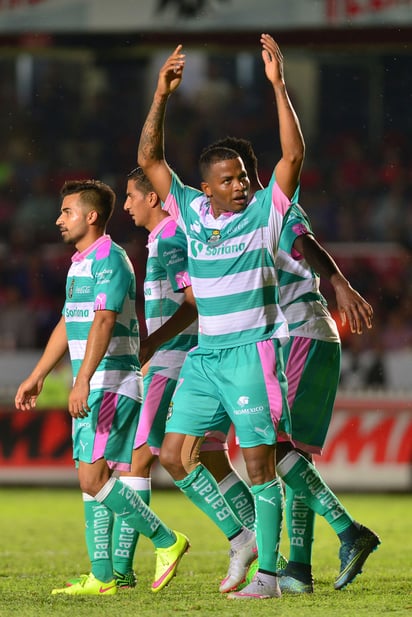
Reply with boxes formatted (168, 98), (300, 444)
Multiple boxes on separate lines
(314, 398), (412, 491)
(1, 397), (411, 490)
(0, 408), (76, 484)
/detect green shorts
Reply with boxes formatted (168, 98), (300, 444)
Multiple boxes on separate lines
(165, 339), (290, 448)
(72, 390), (140, 472)
(281, 336), (341, 454)
(134, 365), (231, 454)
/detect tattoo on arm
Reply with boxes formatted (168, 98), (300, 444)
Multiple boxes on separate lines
(140, 99), (167, 162)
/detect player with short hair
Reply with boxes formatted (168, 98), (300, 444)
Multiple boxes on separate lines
(109, 166), (257, 585)
(212, 135), (380, 592)
(138, 34), (305, 599)
(275, 203), (380, 592)
(15, 179), (189, 596)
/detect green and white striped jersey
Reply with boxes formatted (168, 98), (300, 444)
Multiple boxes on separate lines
(276, 204), (340, 342)
(63, 234), (142, 401)
(163, 170), (291, 349)
(145, 217), (198, 373)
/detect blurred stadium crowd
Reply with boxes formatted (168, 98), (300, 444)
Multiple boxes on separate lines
(0, 47), (411, 391)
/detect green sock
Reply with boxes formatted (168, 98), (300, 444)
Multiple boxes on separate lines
(83, 493), (114, 583)
(112, 477), (151, 575)
(277, 451), (353, 534)
(218, 471), (255, 531)
(285, 486), (315, 566)
(175, 465), (243, 539)
(95, 477), (174, 549)
(250, 478), (283, 573)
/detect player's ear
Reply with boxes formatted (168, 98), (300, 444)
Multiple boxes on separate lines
(87, 209), (99, 224)
(201, 181), (211, 197)
(148, 191), (160, 208)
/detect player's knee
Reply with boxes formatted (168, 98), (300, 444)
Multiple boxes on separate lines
(181, 450), (199, 475)
(78, 477), (100, 496)
(246, 463), (272, 486)
(78, 465), (109, 496)
(180, 434), (204, 475)
(131, 446), (155, 477)
(245, 454), (275, 484)
(242, 444), (276, 485)
(159, 443), (185, 480)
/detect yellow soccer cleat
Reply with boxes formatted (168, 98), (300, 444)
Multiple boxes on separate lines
(51, 572), (117, 596)
(151, 530), (190, 592)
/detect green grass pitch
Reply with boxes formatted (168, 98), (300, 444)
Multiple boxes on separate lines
(0, 488), (410, 617)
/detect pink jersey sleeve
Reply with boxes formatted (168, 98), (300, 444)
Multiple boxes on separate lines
(272, 182), (292, 216)
(163, 192), (180, 220)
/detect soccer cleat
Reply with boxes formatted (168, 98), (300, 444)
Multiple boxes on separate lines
(65, 574), (88, 587)
(335, 525), (381, 590)
(227, 574), (281, 599)
(219, 534), (257, 593)
(244, 557), (259, 587)
(151, 530), (190, 593)
(277, 552), (288, 571)
(238, 551), (287, 590)
(66, 570), (137, 589)
(52, 572), (117, 596)
(278, 573), (314, 594)
(113, 569), (137, 589)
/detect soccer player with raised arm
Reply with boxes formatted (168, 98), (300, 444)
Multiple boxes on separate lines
(211, 136), (380, 592)
(138, 34), (305, 599)
(109, 167), (257, 585)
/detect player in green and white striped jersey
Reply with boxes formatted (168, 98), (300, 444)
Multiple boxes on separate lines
(217, 137), (380, 592)
(110, 167), (256, 584)
(15, 180), (189, 596)
(275, 204), (380, 592)
(138, 34), (305, 599)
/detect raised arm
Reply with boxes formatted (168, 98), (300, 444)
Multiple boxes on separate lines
(260, 33), (305, 199)
(294, 233), (373, 335)
(137, 45), (186, 202)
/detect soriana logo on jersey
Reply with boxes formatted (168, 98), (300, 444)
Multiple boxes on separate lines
(189, 238), (246, 258)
